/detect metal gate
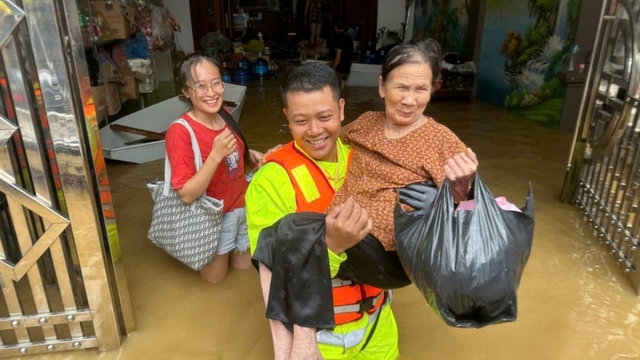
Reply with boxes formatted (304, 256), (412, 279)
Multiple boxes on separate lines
(0, 0), (134, 356)
(563, 0), (640, 292)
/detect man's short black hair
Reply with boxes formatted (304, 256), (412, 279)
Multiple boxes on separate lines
(280, 62), (340, 107)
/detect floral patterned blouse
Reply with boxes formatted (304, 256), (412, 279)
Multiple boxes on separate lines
(330, 111), (467, 250)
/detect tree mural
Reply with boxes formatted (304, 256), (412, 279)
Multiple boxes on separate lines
(499, 0), (582, 128)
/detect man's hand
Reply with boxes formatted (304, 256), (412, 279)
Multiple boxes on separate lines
(325, 197), (372, 255)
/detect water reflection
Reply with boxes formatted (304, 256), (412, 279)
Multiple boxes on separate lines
(46, 77), (640, 359)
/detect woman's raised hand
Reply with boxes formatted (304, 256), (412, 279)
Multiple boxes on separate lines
(211, 128), (237, 161)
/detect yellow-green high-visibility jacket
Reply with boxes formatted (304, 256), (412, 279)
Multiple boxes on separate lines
(246, 139), (399, 360)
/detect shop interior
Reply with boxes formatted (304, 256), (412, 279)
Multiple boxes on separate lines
(77, 0), (482, 136)
(78, 0), (595, 151)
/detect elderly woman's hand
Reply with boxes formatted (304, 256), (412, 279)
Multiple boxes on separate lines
(249, 149), (265, 168)
(254, 144), (284, 168)
(444, 148), (478, 203)
(398, 181), (437, 215)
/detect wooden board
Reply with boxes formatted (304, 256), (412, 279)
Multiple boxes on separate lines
(109, 124), (166, 140)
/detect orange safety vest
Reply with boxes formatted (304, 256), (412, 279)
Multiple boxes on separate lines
(265, 141), (386, 325)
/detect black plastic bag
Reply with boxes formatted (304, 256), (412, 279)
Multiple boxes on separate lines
(395, 173), (534, 328)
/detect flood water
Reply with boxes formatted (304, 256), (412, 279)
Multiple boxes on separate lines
(33, 77), (640, 360)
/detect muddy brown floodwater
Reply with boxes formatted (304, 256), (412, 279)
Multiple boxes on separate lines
(29, 77), (640, 360)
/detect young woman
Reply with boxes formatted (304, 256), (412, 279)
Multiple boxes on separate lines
(165, 52), (262, 284)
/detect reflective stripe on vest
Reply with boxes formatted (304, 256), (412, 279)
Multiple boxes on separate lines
(332, 278), (386, 325)
(265, 141), (385, 326)
(334, 291), (384, 314)
(316, 300), (387, 348)
(264, 141), (338, 212)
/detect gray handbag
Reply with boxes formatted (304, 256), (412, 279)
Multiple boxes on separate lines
(147, 119), (224, 271)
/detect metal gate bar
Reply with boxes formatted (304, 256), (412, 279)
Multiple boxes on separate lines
(564, 0), (640, 292)
(578, 100), (640, 266)
(0, 0), (134, 356)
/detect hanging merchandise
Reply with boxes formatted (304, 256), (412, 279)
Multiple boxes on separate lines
(121, 1), (180, 53)
(395, 174), (535, 329)
(135, 4), (156, 50)
(110, 43), (129, 67)
(125, 33), (151, 59)
(128, 58), (157, 93)
(89, 1), (136, 41)
(151, 5), (175, 51)
(168, 15), (180, 32)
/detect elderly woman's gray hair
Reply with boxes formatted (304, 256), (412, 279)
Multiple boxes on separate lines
(381, 39), (442, 89)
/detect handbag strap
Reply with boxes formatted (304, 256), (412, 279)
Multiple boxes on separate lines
(163, 118), (205, 197)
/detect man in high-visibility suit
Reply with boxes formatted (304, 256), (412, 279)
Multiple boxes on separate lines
(246, 62), (398, 359)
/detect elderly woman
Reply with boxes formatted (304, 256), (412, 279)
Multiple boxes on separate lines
(249, 39), (477, 359)
(331, 39), (478, 252)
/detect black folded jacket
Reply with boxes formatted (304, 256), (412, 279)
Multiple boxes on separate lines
(252, 212), (410, 329)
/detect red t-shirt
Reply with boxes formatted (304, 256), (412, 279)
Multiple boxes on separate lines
(165, 113), (246, 213)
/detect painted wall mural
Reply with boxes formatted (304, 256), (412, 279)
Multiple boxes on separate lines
(476, 0), (581, 128)
(412, 0), (472, 57)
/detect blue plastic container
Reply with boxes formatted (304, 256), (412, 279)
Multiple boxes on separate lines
(221, 62), (232, 83)
(253, 54), (269, 79)
(233, 68), (250, 84)
(239, 56), (250, 72)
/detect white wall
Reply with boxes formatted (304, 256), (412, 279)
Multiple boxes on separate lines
(165, 1), (195, 54)
(376, 0), (415, 45)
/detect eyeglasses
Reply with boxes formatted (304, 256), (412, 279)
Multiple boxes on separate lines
(187, 80), (225, 95)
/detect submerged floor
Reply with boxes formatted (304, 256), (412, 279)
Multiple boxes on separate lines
(35, 78), (640, 359)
